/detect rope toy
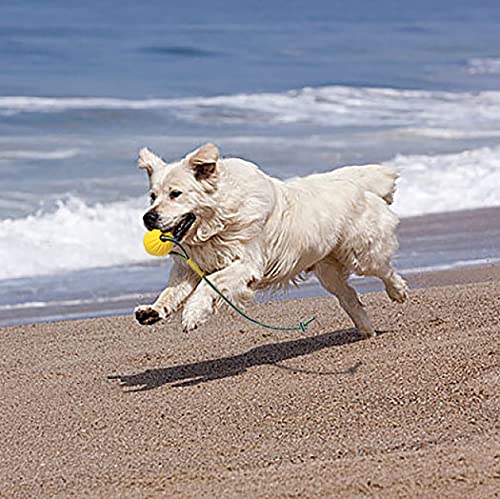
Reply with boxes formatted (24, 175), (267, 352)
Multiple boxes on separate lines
(143, 230), (316, 333)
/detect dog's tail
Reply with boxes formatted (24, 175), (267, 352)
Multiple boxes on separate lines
(330, 164), (399, 205)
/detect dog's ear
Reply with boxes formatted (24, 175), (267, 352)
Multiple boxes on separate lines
(188, 143), (219, 182)
(137, 147), (167, 179)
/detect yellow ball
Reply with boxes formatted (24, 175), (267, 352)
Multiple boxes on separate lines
(143, 230), (175, 257)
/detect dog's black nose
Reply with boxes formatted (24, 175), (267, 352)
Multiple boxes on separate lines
(143, 211), (159, 230)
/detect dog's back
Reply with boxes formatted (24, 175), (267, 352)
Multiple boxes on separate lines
(326, 164), (399, 205)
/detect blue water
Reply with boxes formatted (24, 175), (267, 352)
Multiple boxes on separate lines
(3, 0), (500, 98)
(1, 0), (500, 324)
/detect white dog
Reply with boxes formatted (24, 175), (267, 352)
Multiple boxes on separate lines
(135, 143), (408, 337)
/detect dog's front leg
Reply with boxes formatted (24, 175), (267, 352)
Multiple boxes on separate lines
(182, 260), (261, 332)
(135, 260), (200, 325)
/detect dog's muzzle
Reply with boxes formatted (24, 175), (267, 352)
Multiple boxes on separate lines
(143, 211), (196, 240)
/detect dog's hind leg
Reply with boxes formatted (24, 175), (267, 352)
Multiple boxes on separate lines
(314, 259), (375, 338)
(368, 263), (408, 303)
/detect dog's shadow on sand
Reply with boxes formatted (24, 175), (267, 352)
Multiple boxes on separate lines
(109, 328), (377, 392)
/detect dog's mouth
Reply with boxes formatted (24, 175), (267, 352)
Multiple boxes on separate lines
(167, 213), (196, 241)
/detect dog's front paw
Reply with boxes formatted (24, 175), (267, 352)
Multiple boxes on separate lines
(134, 305), (167, 326)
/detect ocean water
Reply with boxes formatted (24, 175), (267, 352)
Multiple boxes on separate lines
(1, 0), (500, 324)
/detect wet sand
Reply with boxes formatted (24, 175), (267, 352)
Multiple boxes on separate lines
(0, 266), (499, 497)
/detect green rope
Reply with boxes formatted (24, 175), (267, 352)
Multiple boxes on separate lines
(161, 235), (316, 333)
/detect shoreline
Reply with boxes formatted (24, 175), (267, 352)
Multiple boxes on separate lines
(1, 264), (498, 497)
(1, 204), (499, 328)
(1, 259), (499, 329)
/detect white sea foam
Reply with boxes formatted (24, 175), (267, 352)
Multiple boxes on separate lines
(389, 127), (500, 140)
(0, 292), (154, 311)
(0, 196), (147, 280)
(0, 148), (80, 160)
(2, 86), (500, 133)
(388, 145), (500, 216)
(394, 257), (500, 276)
(466, 57), (500, 75)
(0, 144), (499, 280)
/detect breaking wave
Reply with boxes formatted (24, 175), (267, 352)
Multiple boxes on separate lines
(2, 86), (500, 133)
(0, 196), (147, 280)
(389, 145), (500, 216)
(1, 145), (499, 280)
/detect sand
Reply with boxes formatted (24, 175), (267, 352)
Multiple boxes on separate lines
(0, 266), (499, 498)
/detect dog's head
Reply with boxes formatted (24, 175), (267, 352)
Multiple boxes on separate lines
(137, 143), (220, 241)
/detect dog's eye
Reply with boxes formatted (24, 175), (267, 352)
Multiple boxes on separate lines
(170, 190), (182, 199)
(150, 192), (157, 203)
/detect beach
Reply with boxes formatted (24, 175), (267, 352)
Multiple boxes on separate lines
(2, 2), (500, 496)
(1, 264), (498, 498)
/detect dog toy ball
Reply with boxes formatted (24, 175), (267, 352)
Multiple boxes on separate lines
(143, 230), (175, 257)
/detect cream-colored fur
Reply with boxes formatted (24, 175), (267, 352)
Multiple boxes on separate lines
(135, 144), (408, 336)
